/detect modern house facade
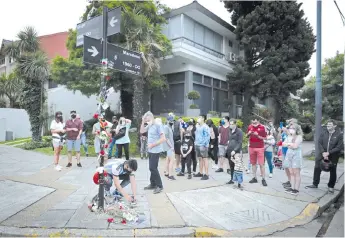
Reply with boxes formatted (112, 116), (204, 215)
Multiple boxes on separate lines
(151, 1), (244, 117)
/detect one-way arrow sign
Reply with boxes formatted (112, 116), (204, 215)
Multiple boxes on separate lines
(76, 7), (122, 47)
(83, 36), (142, 76)
(83, 36), (102, 65)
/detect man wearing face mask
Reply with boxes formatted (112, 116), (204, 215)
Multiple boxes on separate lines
(206, 119), (219, 171)
(217, 116), (230, 172)
(226, 118), (243, 184)
(247, 118), (267, 186)
(306, 120), (344, 193)
(194, 116), (211, 180)
(65, 110), (83, 167)
(140, 111), (166, 194)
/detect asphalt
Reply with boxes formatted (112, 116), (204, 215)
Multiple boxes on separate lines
(0, 143), (343, 237)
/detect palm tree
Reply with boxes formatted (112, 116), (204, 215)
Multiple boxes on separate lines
(121, 8), (170, 125)
(5, 27), (49, 142)
(0, 72), (24, 108)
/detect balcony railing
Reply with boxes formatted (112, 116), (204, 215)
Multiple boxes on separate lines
(171, 37), (225, 60)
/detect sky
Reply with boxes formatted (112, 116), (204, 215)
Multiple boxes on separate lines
(0, 0), (344, 79)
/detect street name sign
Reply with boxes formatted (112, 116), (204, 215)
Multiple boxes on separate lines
(83, 36), (142, 76)
(76, 7), (121, 47)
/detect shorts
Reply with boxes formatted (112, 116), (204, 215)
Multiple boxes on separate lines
(249, 147), (265, 165)
(166, 148), (175, 158)
(195, 145), (208, 158)
(233, 170), (243, 184)
(52, 139), (63, 148)
(218, 145), (227, 157)
(174, 141), (181, 155)
(67, 139), (81, 152)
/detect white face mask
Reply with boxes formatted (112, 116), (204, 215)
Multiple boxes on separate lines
(289, 129), (296, 135)
(197, 118), (202, 124)
(146, 120), (153, 126)
(229, 125), (236, 130)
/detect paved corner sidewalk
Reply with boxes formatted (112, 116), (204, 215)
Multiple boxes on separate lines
(0, 144), (343, 237)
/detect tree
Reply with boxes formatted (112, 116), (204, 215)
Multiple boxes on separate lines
(51, 1), (171, 122)
(5, 27), (49, 142)
(300, 53), (344, 123)
(0, 72), (24, 108)
(224, 1), (315, 124)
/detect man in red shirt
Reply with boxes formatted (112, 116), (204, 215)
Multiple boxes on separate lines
(247, 118), (267, 186)
(65, 110), (83, 167)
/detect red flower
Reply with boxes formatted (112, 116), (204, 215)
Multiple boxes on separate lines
(109, 139), (113, 143)
(107, 218), (114, 223)
(96, 130), (100, 134)
(119, 205), (123, 210)
(121, 219), (126, 224)
(93, 113), (99, 119)
(104, 122), (108, 126)
(100, 150), (105, 156)
(104, 144), (109, 148)
(88, 204), (93, 210)
(106, 76), (111, 80)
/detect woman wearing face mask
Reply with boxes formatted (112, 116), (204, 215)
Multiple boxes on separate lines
(282, 123), (303, 195)
(115, 117), (132, 160)
(186, 118), (197, 174)
(50, 111), (65, 171)
(162, 116), (176, 180)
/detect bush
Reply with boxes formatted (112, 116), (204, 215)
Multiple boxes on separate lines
(242, 136), (249, 153)
(190, 104), (199, 109)
(187, 90), (200, 100)
(20, 141), (51, 150)
(208, 111), (219, 117)
(304, 132), (314, 141)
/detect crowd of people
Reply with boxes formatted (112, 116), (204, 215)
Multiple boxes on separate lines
(50, 110), (343, 198)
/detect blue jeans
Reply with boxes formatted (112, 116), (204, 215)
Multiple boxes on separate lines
(265, 151), (274, 173)
(80, 132), (88, 154)
(108, 137), (118, 157)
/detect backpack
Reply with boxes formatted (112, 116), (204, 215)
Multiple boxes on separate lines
(173, 121), (181, 141)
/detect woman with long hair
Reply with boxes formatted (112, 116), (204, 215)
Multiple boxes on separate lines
(50, 111), (65, 171)
(282, 122), (303, 195)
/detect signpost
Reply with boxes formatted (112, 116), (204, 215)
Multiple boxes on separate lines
(76, 7), (121, 47)
(78, 5), (142, 211)
(83, 36), (142, 76)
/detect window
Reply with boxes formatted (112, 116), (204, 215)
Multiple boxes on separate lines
(194, 22), (204, 45)
(229, 40), (233, 47)
(204, 76), (211, 85)
(193, 73), (202, 83)
(221, 81), (228, 90)
(213, 79), (220, 88)
(9, 57), (15, 63)
(204, 28), (214, 49)
(167, 72), (185, 84)
(184, 16), (194, 41)
(169, 15), (182, 39)
(214, 34), (223, 52)
(0, 58), (5, 65)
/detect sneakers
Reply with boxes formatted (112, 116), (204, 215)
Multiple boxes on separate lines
(86, 153), (89, 157)
(164, 173), (169, 178)
(285, 188), (294, 193)
(177, 172), (185, 176)
(153, 187), (163, 194)
(66, 163), (72, 168)
(77, 163), (82, 167)
(226, 180), (234, 184)
(194, 172), (203, 177)
(269, 173), (273, 178)
(283, 181), (291, 188)
(249, 178), (258, 183)
(144, 184), (157, 190)
(201, 175), (209, 180)
(262, 179), (267, 187)
(215, 168), (224, 173)
(55, 165), (62, 171)
(168, 176), (176, 180)
(187, 174), (192, 179)
(305, 184), (318, 189)
(290, 189), (299, 195)
(328, 188), (334, 194)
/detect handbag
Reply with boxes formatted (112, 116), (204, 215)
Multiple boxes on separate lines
(114, 127), (126, 140)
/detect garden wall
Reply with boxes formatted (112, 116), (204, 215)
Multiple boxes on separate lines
(0, 108), (31, 141)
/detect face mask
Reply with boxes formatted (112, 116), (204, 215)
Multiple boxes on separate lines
(147, 120), (153, 126)
(57, 115), (62, 120)
(71, 114), (76, 119)
(230, 125), (236, 130)
(188, 121), (194, 126)
(169, 122), (174, 126)
(185, 136), (191, 140)
(289, 129), (296, 135)
(197, 118), (201, 124)
(221, 120), (225, 125)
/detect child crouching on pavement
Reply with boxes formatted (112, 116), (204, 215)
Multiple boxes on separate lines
(230, 152), (245, 189)
(178, 131), (194, 179)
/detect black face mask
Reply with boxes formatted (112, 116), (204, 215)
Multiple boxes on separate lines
(56, 115), (62, 120)
(169, 122), (173, 126)
(185, 136), (191, 140)
(71, 114), (76, 119)
(144, 123), (148, 127)
(188, 122), (194, 126)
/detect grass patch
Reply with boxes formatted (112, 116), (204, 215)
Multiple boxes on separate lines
(0, 137), (31, 145)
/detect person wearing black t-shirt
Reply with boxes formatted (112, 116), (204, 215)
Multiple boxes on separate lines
(178, 131), (194, 179)
(108, 116), (119, 158)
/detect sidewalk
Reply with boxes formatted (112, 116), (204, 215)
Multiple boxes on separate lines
(0, 144), (343, 237)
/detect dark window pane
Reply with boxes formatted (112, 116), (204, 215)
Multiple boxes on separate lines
(221, 81), (228, 90)
(229, 40), (233, 47)
(213, 89), (229, 112)
(204, 76), (211, 85)
(152, 83), (184, 114)
(167, 72), (185, 83)
(193, 84), (212, 115)
(213, 79), (220, 88)
(193, 73), (202, 83)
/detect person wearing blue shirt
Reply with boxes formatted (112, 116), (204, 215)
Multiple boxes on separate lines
(115, 117), (131, 160)
(194, 116), (211, 180)
(140, 111), (166, 194)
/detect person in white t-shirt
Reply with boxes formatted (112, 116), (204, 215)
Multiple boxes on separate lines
(50, 111), (65, 171)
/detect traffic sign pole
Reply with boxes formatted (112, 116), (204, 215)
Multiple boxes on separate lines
(98, 5), (108, 211)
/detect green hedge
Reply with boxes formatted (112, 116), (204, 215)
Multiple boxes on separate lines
(160, 116), (244, 128)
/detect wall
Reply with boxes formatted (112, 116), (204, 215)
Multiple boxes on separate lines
(0, 109), (31, 141)
(47, 86), (121, 122)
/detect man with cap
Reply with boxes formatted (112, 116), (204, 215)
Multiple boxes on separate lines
(65, 110), (83, 167)
(108, 116), (119, 158)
